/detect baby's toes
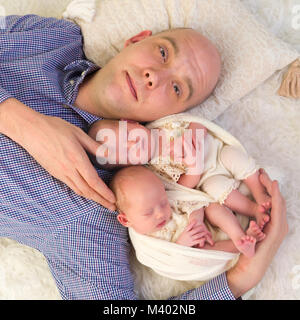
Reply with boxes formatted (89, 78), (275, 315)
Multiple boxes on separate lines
(262, 201), (272, 211)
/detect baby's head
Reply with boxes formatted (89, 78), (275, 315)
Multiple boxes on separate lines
(110, 166), (172, 235)
(89, 119), (154, 170)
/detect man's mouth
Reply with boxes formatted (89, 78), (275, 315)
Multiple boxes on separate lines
(126, 72), (138, 101)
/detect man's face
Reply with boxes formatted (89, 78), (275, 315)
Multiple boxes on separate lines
(96, 29), (221, 122)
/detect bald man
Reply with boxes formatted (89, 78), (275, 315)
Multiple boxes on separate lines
(0, 15), (224, 300)
(0, 26), (221, 209)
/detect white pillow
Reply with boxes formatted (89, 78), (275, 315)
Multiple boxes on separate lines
(0, 0), (72, 18)
(64, 0), (299, 120)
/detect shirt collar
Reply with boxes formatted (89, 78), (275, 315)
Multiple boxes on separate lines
(63, 59), (102, 126)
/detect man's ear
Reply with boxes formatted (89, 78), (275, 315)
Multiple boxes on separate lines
(117, 211), (130, 227)
(124, 30), (152, 48)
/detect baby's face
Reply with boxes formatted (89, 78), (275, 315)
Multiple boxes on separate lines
(121, 172), (172, 234)
(91, 120), (153, 167)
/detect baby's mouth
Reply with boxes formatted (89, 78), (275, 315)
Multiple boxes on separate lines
(157, 220), (166, 228)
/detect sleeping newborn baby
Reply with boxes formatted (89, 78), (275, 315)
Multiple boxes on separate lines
(109, 165), (211, 245)
(109, 165), (264, 258)
(88, 116), (270, 257)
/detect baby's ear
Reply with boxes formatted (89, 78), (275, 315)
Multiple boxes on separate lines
(117, 211), (130, 227)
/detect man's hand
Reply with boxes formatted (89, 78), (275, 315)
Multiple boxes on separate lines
(226, 169), (288, 298)
(0, 98), (116, 210)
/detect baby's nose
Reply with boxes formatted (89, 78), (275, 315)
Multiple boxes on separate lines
(156, 210), (165, 219)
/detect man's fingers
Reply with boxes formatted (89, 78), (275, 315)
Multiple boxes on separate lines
(259, 169), (273, 196)
(83, 167), (116, 204)
(67, 171), (116, 211)
(74, 148), (116, 204)
(75, 130), (117, 203)
(271, 180), (286, 208)
(77, 129), (102, 156)
(259, 169), (286, 212)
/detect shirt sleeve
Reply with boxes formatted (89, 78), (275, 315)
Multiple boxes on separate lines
(170, 272), (236, 300)
(0, 14), (79, 34)
(0, 15), (81, 104)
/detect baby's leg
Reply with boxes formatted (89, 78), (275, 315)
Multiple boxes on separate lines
(202, 173), (269, 229)
(244, 170), (272, 212)
(224, 189), (270, 230)
(220, 146), (271, 213)
(205, 203), (256, 257)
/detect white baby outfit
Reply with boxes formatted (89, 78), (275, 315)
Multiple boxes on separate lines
(148, 119), (259, 211)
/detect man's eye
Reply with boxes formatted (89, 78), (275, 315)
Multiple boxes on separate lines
(173, 83), (181, 96)
(159, 46), (167, 61)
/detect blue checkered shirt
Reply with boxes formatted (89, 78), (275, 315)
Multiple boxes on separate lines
(0, 15), (236, 300)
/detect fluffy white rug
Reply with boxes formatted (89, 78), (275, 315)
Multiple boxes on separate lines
(0, 0), (299, 300)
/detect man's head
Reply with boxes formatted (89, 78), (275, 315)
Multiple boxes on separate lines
(78, 28), (221, 122)
(110, 166), (172, 234)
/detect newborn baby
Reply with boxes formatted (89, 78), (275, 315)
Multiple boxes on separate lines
(89, 118), (269, 257)
(110, 165), (196, 243)
(110, 165), (264, 257)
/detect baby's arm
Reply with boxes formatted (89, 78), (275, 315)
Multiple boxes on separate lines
(189, 207), (205, 225)
(177, 171), (202, 189)
(176, 208), (214, 247)
(177, 122), (207, 189)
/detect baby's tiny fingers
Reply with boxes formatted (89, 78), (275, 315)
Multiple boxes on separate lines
(189, 224), (206, 234)
(192, 231), (208, 240)
(206, 235), (214, 246)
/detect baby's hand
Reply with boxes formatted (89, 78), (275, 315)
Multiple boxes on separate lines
(194, 222), (214, 248)
(176, 220), (214, 247)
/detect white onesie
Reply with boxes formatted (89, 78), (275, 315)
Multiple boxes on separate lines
(148, 120), (259, 210)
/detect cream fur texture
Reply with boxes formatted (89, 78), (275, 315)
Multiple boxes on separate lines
(0, 0), (299, 300)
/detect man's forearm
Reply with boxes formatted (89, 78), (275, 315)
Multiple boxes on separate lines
(0, 98), (41, 144)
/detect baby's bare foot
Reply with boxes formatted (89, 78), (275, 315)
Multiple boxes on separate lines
(256, 193), (272, 213)
(246, 221), (266, 242)
(235, 235), (256, 258)
(255, 210), (270, 230)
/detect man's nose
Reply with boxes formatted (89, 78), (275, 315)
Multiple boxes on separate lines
(144, 69), (168, 89)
